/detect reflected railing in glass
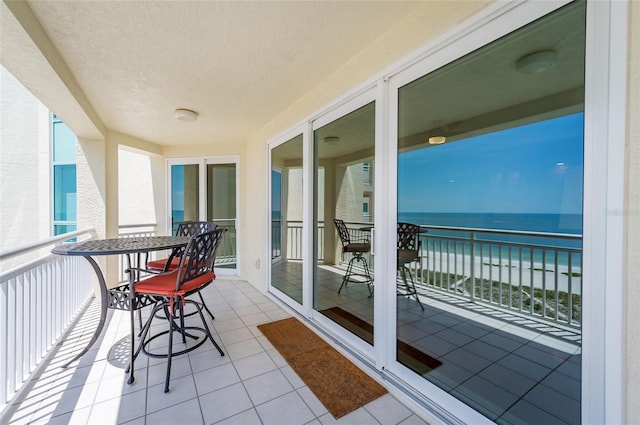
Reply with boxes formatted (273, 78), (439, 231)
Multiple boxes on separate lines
(414, 225), (581, 328)
(210, 219), (236, 268)
(282, 221), (582, 328)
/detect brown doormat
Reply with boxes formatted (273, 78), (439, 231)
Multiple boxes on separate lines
(257, 317), (387, 419)
(320, 307), (442, 375)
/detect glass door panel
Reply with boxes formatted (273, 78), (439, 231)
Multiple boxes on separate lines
(168, 159), (238, 273)
(207, 163), (237, 269)
(313, 101), (376, 346)
(394, 2), (584, 424)
(271, 169), (283, 262)
(270, 134), (303, 305)
(170, 164), (199, 233)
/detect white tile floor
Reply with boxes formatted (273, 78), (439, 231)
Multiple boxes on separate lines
(2, 279), (430, 425)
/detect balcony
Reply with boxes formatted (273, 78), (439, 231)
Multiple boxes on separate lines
(0, 0), (634, 423)
(0, 229), (430, 425)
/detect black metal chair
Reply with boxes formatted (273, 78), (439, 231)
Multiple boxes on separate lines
(145, 221), (218, 320)
(334, 218), (373, 295)
(133, 228), (227, 393)
(397, 222), (424, 310)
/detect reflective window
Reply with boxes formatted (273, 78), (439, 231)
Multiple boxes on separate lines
(270, 134), (304, 305)
(314, 102), (376, 346)
(52, 117), (77, 235)
(207, 163), (237, 269)
(396, 2), (585, 423)
(170, 164), (200, 233)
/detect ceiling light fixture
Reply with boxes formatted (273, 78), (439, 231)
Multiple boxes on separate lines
(515, 50), (557, 75)
(323, 136), (340, 144)
(174, 108), (199, 122)
(428, 136), (446, 145)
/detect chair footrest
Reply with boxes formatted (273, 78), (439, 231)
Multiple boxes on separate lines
(141, 326), (211, 358)
(343, 274), (373, 284)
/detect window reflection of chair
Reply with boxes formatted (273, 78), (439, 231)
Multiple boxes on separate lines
(397, 222), (424, 310)
(133, 228), (226, 393)
(334, 219), (373, 295)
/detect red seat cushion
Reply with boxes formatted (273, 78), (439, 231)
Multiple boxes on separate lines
(397, 248), (419, 265)
(134, 271), (216, 297)
(146, 257), (181, 271)
(343, 242), (370, 253)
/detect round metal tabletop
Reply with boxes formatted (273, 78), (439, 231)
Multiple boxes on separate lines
(51, 236), (191, 256)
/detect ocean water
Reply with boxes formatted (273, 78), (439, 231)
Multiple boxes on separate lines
(399, 212), (583, 266)
(397, 212), (582, 235)
(172, 210), (185, 222)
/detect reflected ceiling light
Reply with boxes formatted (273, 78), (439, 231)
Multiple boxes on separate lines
(174, 108), (199, 122)
(428, 136), (446, 145)
(323, 136), (340, 144)
(515, 50), (557, 75)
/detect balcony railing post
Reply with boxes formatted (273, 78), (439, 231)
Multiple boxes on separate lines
(470, 232), (476, 303)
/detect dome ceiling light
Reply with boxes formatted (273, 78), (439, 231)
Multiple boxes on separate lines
(428, 136), (446, 145)
(515, 50), (557, 75)
(174, 108), (199, 122)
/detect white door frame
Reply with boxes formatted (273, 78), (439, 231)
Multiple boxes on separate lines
(267, 126), (307, 316)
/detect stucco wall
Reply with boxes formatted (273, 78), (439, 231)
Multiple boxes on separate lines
(625, 1), (639, 422)
(118, 149), (159, 226)
(0, 66), (50, 256)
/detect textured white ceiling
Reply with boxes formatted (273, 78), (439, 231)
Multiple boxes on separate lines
(18, 0), (422, 146)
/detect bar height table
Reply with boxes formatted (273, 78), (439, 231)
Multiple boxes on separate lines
(51, 236), (190, 382)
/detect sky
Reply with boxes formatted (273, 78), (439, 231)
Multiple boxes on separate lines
(271, 170), (282, 215)
(171, 165), (184, 212)
(398, 112), (584, 215)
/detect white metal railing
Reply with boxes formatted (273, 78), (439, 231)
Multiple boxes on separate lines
(0, 228), (96, 410)
(276, 220), (325, 261)
(209, 219), (237, 267)
(416, 225), (582, 328)
(117, 223), (157, 283)
(118, 223), (157, 238)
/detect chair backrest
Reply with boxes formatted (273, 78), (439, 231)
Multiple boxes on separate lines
(397, 222), (421, 251)
(334, 219), (351, 245)
(170, 221), (217, 258)
(175, 221), (217, 237)
(176, 227), (227, 289)
(397, 222), (421, 268)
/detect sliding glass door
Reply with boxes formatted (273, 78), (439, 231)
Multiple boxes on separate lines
(312, 95), (376, 353)
(263, 1), (616, 422)
(269, 133), (304, 307)
(389, 2), (585, 423)
(168, 157), (239, 273)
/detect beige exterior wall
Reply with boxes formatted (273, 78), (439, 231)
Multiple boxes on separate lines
(118, 149), (160, 227)
(625, 1), (640, 422)
(0, 66), (50, 253)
